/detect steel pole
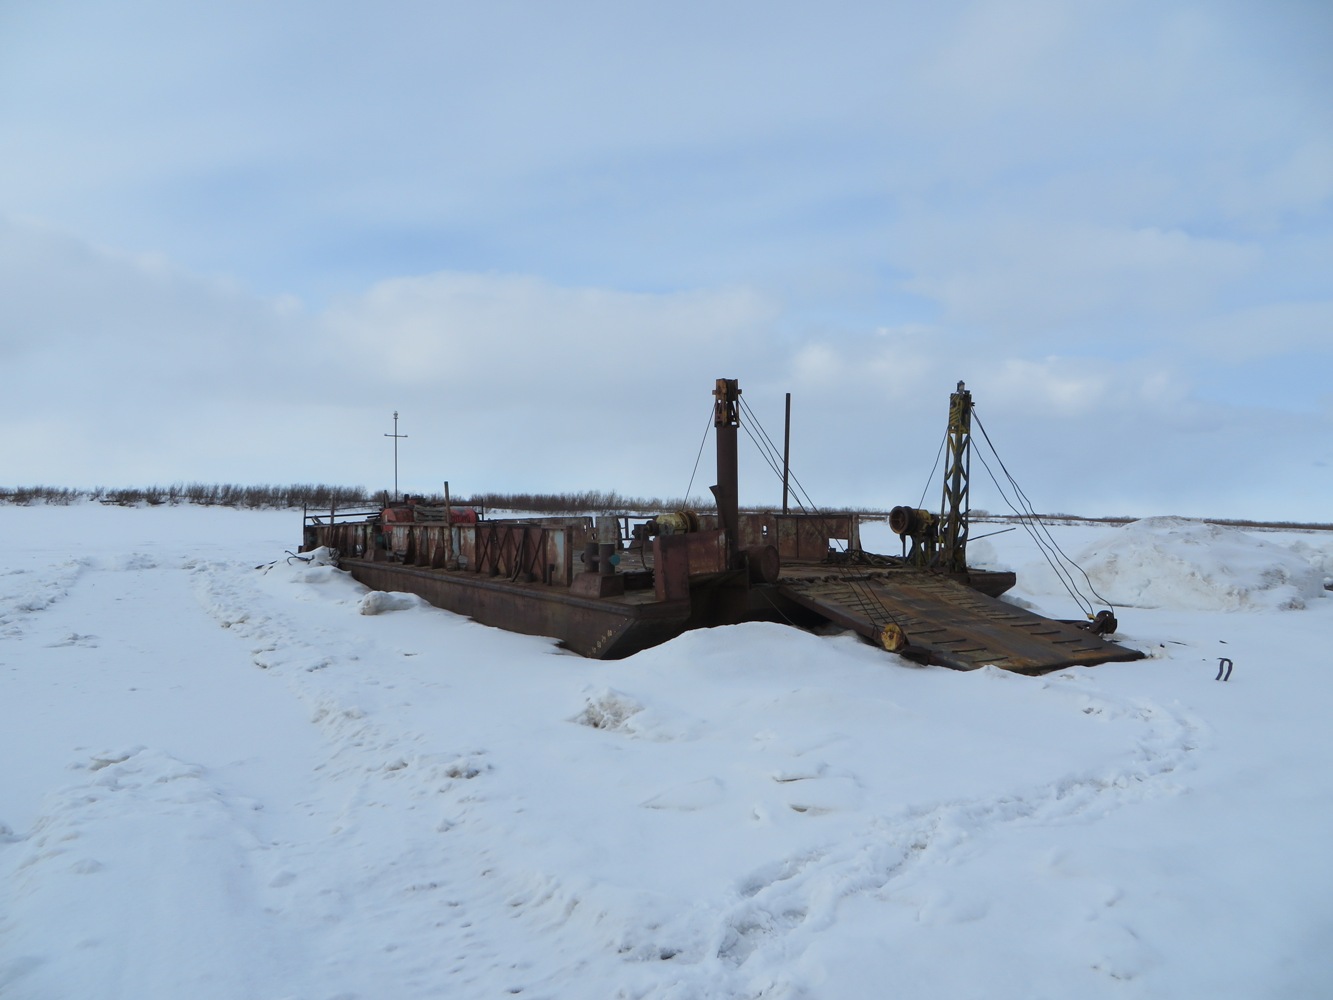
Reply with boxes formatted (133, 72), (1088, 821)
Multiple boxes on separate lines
(713, 378), (741, 569)
(782, 392), (791, 515)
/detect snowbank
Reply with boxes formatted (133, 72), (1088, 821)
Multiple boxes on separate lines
(1072, 517), (1327, 611)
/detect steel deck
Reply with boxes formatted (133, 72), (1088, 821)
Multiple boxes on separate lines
(776, 568), (1144, 674)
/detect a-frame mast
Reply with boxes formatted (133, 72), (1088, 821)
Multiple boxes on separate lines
(939, 380), (972, 573)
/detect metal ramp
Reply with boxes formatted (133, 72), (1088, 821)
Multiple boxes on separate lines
(777, 571), (1145, 675)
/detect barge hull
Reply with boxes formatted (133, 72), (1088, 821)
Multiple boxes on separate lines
(340, 557), (693, 659)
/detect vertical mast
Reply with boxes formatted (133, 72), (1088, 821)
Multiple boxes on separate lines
(713, 378), (741, 569)
(939, 381), (972, 573)
(782, 392), (791, 515)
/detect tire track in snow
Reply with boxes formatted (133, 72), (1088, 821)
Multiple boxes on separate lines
(189, 554), (599, 998)
(2, 747), (308, 1000)
(0, 558), (92, 640)
(687, 671), (1204, 991)
(0, 553), (324, 1000)
(522, 664), (1206, 1000)
(532, 668), (1205, 1000)
(193, 556), (781, 999)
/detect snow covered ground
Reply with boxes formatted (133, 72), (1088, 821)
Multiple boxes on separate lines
(2, 502), (1331, 1000)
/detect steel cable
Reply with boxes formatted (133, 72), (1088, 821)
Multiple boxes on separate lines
(683, 405), (716, 503)
(917, 431), (948, 511)
(735, 397), (904, 633)
(971, 409), (1116, 615)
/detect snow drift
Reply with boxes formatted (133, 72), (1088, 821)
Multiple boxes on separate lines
(1072, 517), (1327, 611)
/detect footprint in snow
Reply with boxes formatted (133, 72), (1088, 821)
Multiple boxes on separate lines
(641, 777), (725, 812)
(45, 632), (99, 648)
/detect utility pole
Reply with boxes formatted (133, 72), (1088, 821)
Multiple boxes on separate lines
(385, 411), (407, 500)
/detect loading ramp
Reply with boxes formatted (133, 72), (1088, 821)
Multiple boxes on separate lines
(777, 570), (1144, 674)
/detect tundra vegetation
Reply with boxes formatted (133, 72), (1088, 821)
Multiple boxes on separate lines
(0, 484), (1328, 531)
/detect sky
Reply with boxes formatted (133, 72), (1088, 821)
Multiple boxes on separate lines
(2, 0), (1330, 520)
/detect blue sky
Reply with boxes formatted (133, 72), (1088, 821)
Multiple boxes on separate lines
(2, 0), (1330, 519)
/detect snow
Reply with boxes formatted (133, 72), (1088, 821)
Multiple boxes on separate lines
(2, 503), (1332, 999)
(1049, 517), (1325, 612)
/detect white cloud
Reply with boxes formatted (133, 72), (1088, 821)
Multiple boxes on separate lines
(1234, 141), (1333, 224)
(925, 0), (1073, 110)
(324, 271), (779, 392)
(987, 359), (1111, 417)
(896, 217), (1259, 335)
(1184, 301), (1333, 364)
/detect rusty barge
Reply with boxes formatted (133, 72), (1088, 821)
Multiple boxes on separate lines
(301, 379), (1144, 675)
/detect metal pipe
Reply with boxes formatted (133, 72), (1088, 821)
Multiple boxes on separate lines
(782, 392), (791, 515)
(713, 378), (741, 569)
(443, 480), (460, 570)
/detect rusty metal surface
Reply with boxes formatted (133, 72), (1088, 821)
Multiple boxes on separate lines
(714, 378), (741, 570)
(314, 518), (593, 585)
(341, 558), (692, 659)
(736, 513), (861, 561)
(653, 530), (729, 598)
(777, 570), (1143, 674)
